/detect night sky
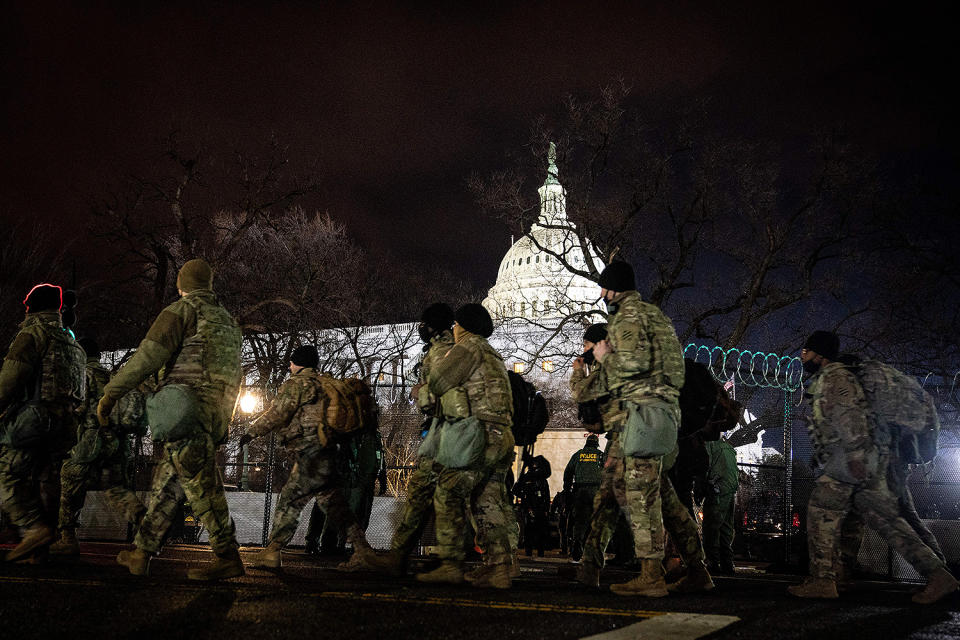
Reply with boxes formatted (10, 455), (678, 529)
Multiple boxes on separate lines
(1, 1), (955, 288)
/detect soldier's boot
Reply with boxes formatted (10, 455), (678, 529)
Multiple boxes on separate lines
(912, 568), (959, 605)
(576, 561), (601, 589)
(5, 522), (55, 563)
(248, 541), (283, 569)
(117, 548), (152, 576)
(787, 576), (839, 599)
(49, 529), (81, 556)
(510, 554), (521, 578)
(610, 559), (669, 598)
(336, 542), (379, 573)
(364, 549), (406, 576)
(416, 562), (464, 585)
(187, 548), (245, 581)
(471, 563), (512, 590)
(464, 562), (492, 584)
(666, 560), (715, 594)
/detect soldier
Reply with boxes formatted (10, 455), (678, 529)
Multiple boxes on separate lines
(416, 303), (516, 589)
(240, 345), (377, 571)
(99, 259), (244, 581)
(357, 303), (456, 574)
(700, 438), (738, 575)
(0, 284), (85, 562)
(563, 433), (604, 562)
(585, 261), (691, 597)
(787, 331), (956, 604)
(50, 337), (146, 554)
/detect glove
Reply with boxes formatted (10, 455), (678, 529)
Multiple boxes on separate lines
(238, 433), (254, 448)
(96, 396), (117, 427)
(847, 458), (867, 482)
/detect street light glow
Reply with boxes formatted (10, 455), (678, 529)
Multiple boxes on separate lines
(239, 391), (259, 414)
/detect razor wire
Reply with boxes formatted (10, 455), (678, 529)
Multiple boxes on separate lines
(684, 343), (804, 392)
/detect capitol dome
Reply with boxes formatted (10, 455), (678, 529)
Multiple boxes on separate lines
(483, 143), (604, 322)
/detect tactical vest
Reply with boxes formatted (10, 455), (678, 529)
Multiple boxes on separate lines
(35, 321), (86, 409)
(162, 293), (242, 441)
(573, 447), (603, 485)
(79, 361), (110, 429)
(609, 292), (684, 394)
(442, 335), (513, 427)
(808, 362), (872, 463)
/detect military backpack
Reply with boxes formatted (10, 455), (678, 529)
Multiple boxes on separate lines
(851, 360), (940, 464)
(312, 374), (377, 447)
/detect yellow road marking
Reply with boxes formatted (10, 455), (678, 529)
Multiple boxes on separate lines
(0, 575), (664, 619)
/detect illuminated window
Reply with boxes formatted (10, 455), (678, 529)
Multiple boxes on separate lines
(513, 362), (526, 374)
(378, 373), (385, 382)
(542, 361), (555, 372)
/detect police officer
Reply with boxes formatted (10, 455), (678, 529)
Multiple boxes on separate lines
(0, 284), (85, 562)
(563, 434), (603, 561)
(100, 259), (244, 581)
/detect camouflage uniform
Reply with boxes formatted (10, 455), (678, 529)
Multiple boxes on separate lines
(578, 291), (686, 566)
(0, 311), (84, 529)
(428, 332), (515, 568)
(390, 330), (454, 555)
(103, 289), (242, 557)
(804, 362), (944, 581)
(247, 368), (367, 549)
(57, 358), (145, 532)
(701, 439), (738, 570)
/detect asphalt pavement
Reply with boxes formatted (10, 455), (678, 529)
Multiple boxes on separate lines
(2, 543), (959, 640)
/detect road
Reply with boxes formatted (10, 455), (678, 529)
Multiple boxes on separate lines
(1, 543), (959, 640)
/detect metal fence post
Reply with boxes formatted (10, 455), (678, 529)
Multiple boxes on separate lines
(783, 388), (794, 566)
(262, 432), (276, 546)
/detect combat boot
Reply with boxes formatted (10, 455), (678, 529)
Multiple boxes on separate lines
(576, 561), (601, 589)
(471, 563), (512, 590)
(510, 554), (521, 578)
(5, 522), (55, 563)
(610, 559), (669, 597)
(49, 529), (81, 556)
(336, 543), (379, 572)
(187, 549), (245, 581)
(416, 562), (464, 585)
(248, 541), (283, 569)
(787, 576), (839, 599)
(464, 562), (492, 584)
(666, 560), (715, 594)
(117, 548), (152, 576)
(364, 549), (406, 576)
(912, 568), (958, 604)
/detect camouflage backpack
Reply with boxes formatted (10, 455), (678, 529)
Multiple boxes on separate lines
(853, 360), (940, 464)
(38, 323), (87, 408)
(312, 374), (377, 447)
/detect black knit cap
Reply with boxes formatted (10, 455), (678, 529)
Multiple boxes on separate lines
(803, 331), (840, 361)
(23, 283), (62, 313)
(77, 337), (100, 359)
(583, 323), (608, 344)
(290, 345), (319, 369)
(455, 303), (494, 338)
(598, 261), (636, 292)
(421, 303), (455, 333)
(586, 434), (600, 447)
